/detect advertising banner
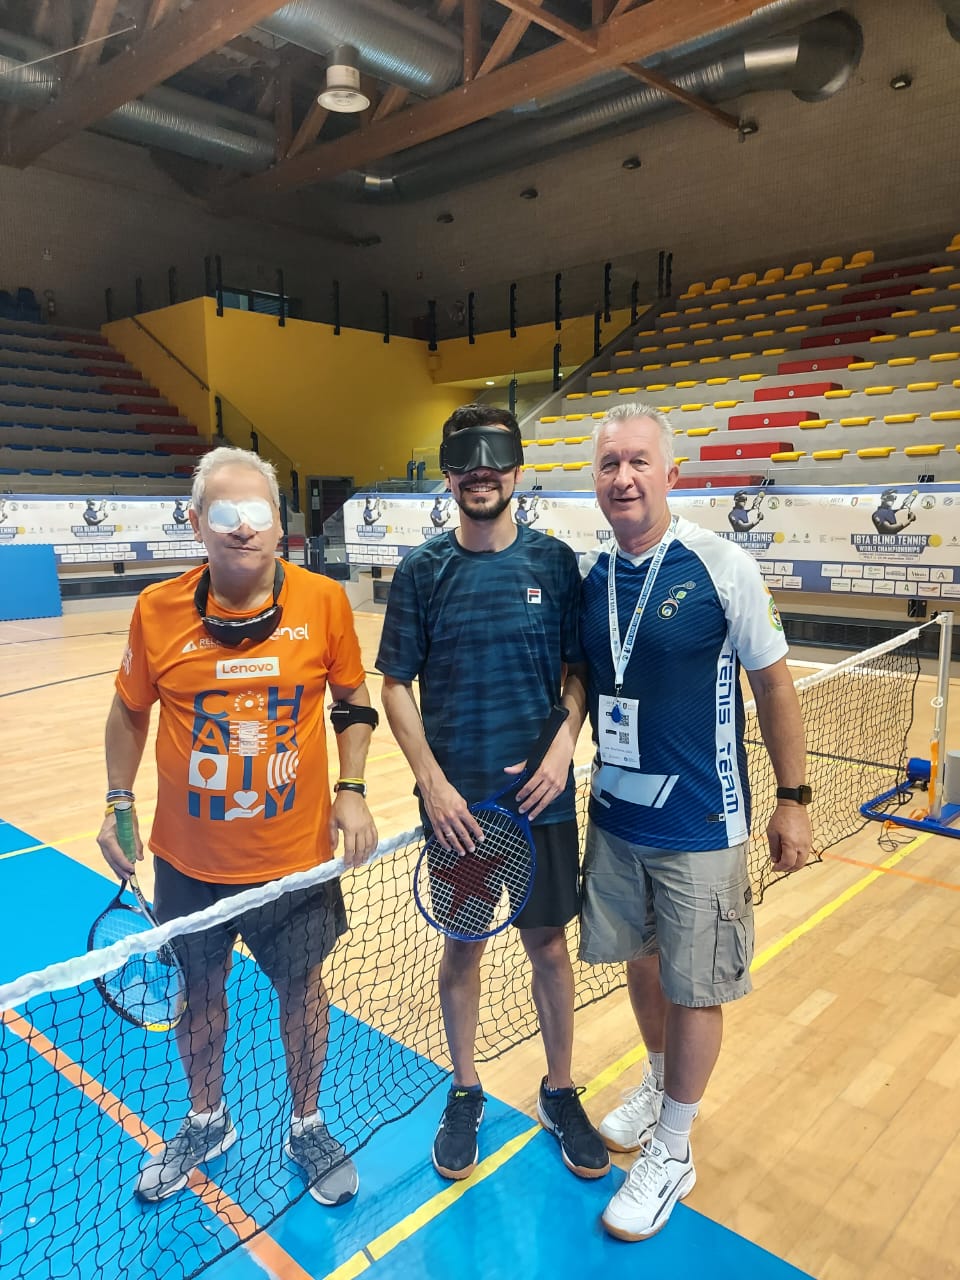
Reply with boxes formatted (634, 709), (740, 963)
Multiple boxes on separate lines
(0, 494), (203, 565)
(345, 483), (960, 602)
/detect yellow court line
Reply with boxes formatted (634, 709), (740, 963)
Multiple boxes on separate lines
(0, 830), (100, 861)
(322, 830), (932, 1279)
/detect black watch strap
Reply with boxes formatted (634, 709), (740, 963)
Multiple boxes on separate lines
(776, 784), (812, 805)
(334, 780), (367, 797)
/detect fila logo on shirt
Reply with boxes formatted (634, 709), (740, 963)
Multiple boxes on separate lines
(216, 657), (280, 679)
(527, 588), (542, 605)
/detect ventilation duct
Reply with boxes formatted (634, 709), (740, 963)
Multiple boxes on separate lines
(337, 12), (863, 201)
(257, 0), (462, 96)
(0, 30), (276, 171)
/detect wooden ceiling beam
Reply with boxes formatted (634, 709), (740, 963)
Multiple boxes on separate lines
(462, 0), (482, 82)
(286, 97), (329, 159)
(224, 0), (765, 200)
(144, 0), (179, 31)
(372, 84), (410, 122)
(609, 0), (639, 17)
(435, 0), (461, 18)
(619, 60), (740, 129)
(69, 0), (121, 83)
(477, 9), (534, 77)
(4, 0), (289, 168)
(491, 0), (596, 52)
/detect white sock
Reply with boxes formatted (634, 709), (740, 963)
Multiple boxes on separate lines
(647, 1052), (665, 1090)
(188, 1100), (225, 1124)
(654, 1093), (699, 1159)
(291, 1110), (324, 1136)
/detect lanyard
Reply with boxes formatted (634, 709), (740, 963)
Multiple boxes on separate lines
(607, 516), (677, 695)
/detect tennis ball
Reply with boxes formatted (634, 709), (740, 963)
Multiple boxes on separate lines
(773, 531), (785, 543)
(928, 534), (942, 547)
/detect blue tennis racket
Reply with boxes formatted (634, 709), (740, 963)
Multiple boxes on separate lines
(413, 706), (570, 941)
(88, 802), (186, 1032)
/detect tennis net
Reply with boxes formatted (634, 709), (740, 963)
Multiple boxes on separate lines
(0, 625), (924, 1280)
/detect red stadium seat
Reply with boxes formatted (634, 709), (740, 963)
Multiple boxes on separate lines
(700, 440), (793, 461)
(800, 330), (888, 348)
(754, 382), (842, 401)
(821, 306), (898, 326)
(777, 356), (862, 374)
(728, 410), (816, 430)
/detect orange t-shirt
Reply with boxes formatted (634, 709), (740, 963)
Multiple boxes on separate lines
(116, 560), (365, 883)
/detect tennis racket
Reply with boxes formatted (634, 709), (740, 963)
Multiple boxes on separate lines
(413, 705), (570, 941)
(902, 489), (919, 511)
(88, 801), (186, 1032)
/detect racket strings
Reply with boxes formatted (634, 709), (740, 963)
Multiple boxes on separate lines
(422, 807), (534, 939)
(90, 906), (184, 1029)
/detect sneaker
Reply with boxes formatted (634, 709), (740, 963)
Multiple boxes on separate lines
(135, 1108), (237, 1202)
(286, 1117), (358, 1207)
(432, 1085), (485, 1180)
(599, 1072), (664, 1153)
(537, 1079), (610, 1179)
(601, 1138), (696, 1241)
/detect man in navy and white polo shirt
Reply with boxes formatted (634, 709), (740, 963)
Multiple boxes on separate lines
(578, 402), (813, 1243)
(377, 404), (609, 1187)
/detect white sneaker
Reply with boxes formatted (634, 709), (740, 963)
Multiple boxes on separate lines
(601, 1138), (696, 1241)
(599, 1073), (663, 1153)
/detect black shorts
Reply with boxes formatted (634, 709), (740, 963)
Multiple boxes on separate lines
(152, 857), (348, 990)
(513, 819), (581, 931)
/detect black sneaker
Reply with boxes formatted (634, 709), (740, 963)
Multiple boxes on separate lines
(537, 1078), (611, 1179)
(432, 1085), (485, 1180)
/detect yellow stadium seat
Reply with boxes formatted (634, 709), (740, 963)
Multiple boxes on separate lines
(839, 416), (874, 427)
(930, 304), (958, 313)
(732, 272), (758, 290)
(706, 377), (731, 385)
(815, 256), (844, 275)
(736, 297), (759, 307)
(564, 414), (586, 421)
(619, 366), (639, 373)
(759, 267), (785, 284)
(930, 352), (960, 362)
(892, 310), (920, 319)
(535, 438), (559, 446)
(646, 383), (668, 391)
(591, 390), (613, 397)
(717, 318), (737, 327)
(533, 463), (558, 471)
(661, 311), (678, 318)
(539, 415), (560, 423)
(641, 364), (664, 371)
(903, 444), (945, 457)
(884, 414), (919, 424)
(761, 348), (787, 356)
(864, 386), (895, 396)
(591, 412), (606, 419)
(907, 381), (940, 391)
(908, 329), (938, 338)
(826, 282), (847, 291)
(798, 419), (830, 429)
(784, 325), (808, 333)
(714, 400), (741, 409)
(710, 303), (731, 312)
(687, 427), (717, 436)
(910, 287), (936, 295)
(868, 334), (897, 342)
(699, 356), (723, 363)
(681, 403), (705, 411)
(686, 282), (707, 296)
(887, 357), (916, 366)
(767, 292), (787, 300)
(664, 326), (682, 334)
(563, 435), (590, 443)
(590, 370), (611, 378)
(857, 447), (896, 459)
(562, 462), (590, 471)
(708, 277), (731, 292)
(722, 334), (746, 343)
(731, 351), (758, 360)
(848, 361), (877, 370)
(618, 387), (640, 394)
(846, 250), (875, 268)
(674, 456), (690, 464)
(670, 361), (693, 368)
(813, 449), (848, 460)
(806, 303), (830, 311)
(771, 451), (806, 462)
(566, 392), (586, 399)
(666, 342), (685, 350)
(676, 380), (700, 388)
(786, 262), (813, 279)
(931, 410), (960, 421)
(753, 329), (776, 338)
(738, 372), (765, 381)
(946, 233), (960, 252)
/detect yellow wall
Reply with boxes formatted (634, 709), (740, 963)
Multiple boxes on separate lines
(104, 301), (214, 439)
(432, 307), (637, 384)
(202, 306), (465, 485)
(103, 298), (640, 484)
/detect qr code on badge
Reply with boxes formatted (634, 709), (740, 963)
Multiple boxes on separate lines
(618, 731), (630, 744)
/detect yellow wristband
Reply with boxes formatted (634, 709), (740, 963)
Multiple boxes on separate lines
(336, 778), (366, 785)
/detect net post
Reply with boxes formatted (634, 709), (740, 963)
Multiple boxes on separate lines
(931, 611), (954, 821)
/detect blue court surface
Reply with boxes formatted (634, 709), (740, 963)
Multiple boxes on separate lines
(0, 822), (812, 1280)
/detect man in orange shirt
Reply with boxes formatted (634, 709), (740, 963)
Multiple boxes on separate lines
(97, 446), (378, 1207)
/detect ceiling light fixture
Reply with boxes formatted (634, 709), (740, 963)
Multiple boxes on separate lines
(436, 212), (454, 224)
(737, 119), (759, 139)
(519, 187), (539, 200)
(318, 45), (370, 113)
(621, 155), (642, 170)
(889, 72), (912, 90)
(485, 379), (495, 386)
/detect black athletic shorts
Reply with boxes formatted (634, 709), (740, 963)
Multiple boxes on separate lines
(513, 818), (581, 931)
(152, 856), (348, 990)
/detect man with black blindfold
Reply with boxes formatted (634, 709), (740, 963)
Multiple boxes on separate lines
(97, 446), (378, 1208)
(377, 405), (609, 1184)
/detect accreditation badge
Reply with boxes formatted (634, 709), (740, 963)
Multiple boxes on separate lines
(597, 695), (640, 768)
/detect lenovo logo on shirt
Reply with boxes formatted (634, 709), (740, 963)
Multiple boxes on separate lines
(216, 657), (280, 679)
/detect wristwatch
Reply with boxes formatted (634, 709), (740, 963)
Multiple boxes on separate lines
(776, 785), (812, 805)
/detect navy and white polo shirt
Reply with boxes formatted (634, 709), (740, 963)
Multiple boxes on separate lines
(580, 515), (788, 851)
(376, 524), (582, 824)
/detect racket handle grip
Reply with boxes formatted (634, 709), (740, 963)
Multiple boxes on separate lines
(524, 705), (571, 777)
(113, 800), (137, 861)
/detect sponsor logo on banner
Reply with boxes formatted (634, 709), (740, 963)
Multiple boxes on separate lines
(216, 657), (280, 679)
